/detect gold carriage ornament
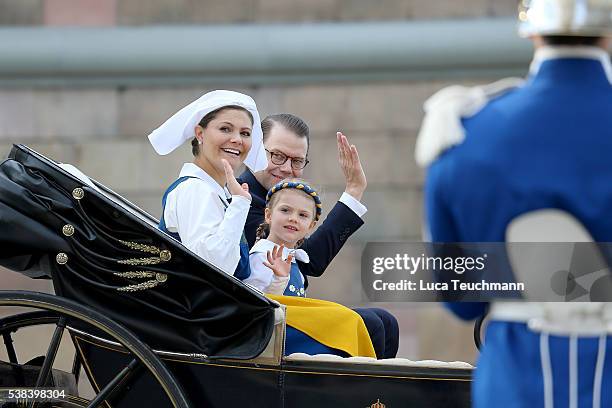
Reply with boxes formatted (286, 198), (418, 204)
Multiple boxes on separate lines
(117, 239), (172, 264)
(54, 189), (172, 292)
(367, 399), (386, 408)
(114, 240), (171, 292)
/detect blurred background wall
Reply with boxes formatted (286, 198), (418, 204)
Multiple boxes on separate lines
(0, 0), (536, 365)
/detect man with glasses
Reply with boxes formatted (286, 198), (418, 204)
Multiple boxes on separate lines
(238, 113), (399, 359)
(265, 148), (309, 173)
(238, 113), (367, 273)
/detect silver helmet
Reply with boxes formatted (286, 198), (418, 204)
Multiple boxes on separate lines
(518, 0), (612, 37)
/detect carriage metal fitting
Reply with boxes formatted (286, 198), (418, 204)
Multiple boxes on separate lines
(187, 353), (208, 360)
(62, 224), (75, 237)
(368, 399), (387, 408)
(72, 187), (85, 200)
(56, 252), (68, 264)
(159, 250), (171, 262)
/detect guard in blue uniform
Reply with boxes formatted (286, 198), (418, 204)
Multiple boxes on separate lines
(417, 1), (612, 406)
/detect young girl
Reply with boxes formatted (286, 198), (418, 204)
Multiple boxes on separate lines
(246, 180), (393, 359)
(247, 178), (399, 359)
(245, 179), (322, 296)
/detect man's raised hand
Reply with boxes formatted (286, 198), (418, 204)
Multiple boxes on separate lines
(337, 132), (367, 201)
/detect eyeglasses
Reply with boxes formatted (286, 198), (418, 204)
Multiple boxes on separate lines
(265, 149), (309, 170)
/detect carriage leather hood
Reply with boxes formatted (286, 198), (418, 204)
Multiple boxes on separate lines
(0, 144), (277, 360)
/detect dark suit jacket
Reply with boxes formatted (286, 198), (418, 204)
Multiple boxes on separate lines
(238, 170), (364, 284)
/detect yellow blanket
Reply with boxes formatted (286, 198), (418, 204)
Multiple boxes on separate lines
(267, 295), (376, 358)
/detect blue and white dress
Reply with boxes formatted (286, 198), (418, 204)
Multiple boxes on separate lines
(159, 162), (250, 279)
(246, 238), (307, 297)
(247, 238), (356, 356)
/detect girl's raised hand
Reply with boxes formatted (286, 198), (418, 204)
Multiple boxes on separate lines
(222, 159), (251, 201)
(263, 244), (293, 277)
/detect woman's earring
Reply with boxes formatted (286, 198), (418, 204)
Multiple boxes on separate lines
(198, 139), (203, 145)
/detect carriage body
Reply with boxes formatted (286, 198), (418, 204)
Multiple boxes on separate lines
(0, 144), (472, 407)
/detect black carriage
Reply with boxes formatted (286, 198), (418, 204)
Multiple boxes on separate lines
(0, 144), (472, 407)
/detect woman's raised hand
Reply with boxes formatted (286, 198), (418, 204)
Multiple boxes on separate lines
(222, 159), (251, 201)
(263, 244), (293, 277)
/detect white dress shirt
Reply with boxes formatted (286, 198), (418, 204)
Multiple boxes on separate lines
(246, 238), (309, 295)
(339, 192), (367, 218)
(163, 163), (250, 275)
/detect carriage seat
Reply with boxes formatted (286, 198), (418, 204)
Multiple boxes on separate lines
(285, 353), (473, 369)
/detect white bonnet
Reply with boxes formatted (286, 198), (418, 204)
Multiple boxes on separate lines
(148, 90), (268, 172)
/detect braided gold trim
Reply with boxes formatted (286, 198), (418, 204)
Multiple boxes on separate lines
(117, 279), (161, 292)
(118, 239), (160, 255)
(117, 257), (163, 266)
(115, 241), (171, 290)
(114, 271), (168, 292)
(117, 240), (171, 265)
(114, 271), (156, 279)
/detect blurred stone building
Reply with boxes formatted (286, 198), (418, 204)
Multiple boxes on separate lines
(0, 0), (528, 364)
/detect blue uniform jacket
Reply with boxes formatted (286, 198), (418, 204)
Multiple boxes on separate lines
(426, 53), (612, 317)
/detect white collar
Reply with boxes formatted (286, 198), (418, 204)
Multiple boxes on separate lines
(249, 238), (310, 263)
(529, 46), (612, 84)
(178, 162), (231, 202)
